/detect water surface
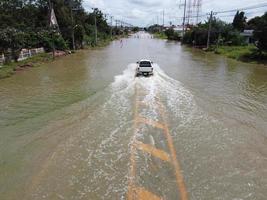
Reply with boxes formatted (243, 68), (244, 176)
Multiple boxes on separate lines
(0, 32), (267, 200)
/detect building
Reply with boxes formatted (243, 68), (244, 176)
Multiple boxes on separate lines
(240, 30), (254, 44)
(173, 26), (184, 37)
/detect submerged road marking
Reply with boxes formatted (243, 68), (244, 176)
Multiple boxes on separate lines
(157, 100), (188, 200)
(127, 84), (188, 200)
(135, 187), (163, 200)
(136, 117), (165, 130)
(135, 141), (171, 162)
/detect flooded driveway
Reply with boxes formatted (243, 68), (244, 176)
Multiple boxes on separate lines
(0, 32), (267, 199)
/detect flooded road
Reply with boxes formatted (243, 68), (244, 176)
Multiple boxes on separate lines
(0, 32), (267, 200)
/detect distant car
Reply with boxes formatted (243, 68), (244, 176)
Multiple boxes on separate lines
(136, 60), (154, 77)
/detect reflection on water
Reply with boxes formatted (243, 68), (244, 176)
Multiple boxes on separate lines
(0, 32), (267, 200)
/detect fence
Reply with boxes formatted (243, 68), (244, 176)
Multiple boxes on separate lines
(0, 47), (45, 65)
(18, 48), (45, 61)
(0, 54), (4, 66)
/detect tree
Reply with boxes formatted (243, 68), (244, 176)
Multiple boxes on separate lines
(182, 17), (245, 46)
(147, 24), (163, 33)
(0, 0), (118, 60)
(37, 30), (68, 51)
(74, 24), (85, 48)
(247, 16), (262, 30)
(0, 27), (26, 62)
(253, 12), (267, 53)
(182, 17), (222, 46)
(132, 27), (139, 32)
(232, 11), (247, 32)
(165, 28), (180, 41)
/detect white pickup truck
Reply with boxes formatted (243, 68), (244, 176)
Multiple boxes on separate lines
(136, 60), (154, 77)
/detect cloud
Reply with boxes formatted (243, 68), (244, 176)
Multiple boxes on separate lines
(82, 0), (267, 27)
(129, 0), (163, 7)
(126, 9), (146, 19)
(83, 0), (105, 10)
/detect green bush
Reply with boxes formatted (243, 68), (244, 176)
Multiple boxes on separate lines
(132, 27), (139, 32)
(154, 32), (167, 39)
(0, 27), (27, 62)
(182, 18), (246, 46)
(53, 33), (68, 50)
(165, 28), (181, 40)
(225, 31), (245, 46)
(254, 12), (267, 53)
(84, 35), (96, 46)
(182, 31), (193, 44)
(74, 25), (85, 49)
(37, 30), (68, 51)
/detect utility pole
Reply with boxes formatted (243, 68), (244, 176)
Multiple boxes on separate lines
(195, 0), (202, 24)
(162, 10), (165, 27)
(207, 11), (213, 49)
(187, 0), (192, 25)
(94, 14), (98, 45)
(71, 9), (75, 50)
(182, 0), (187, 37)
(110, 16), (113, 37)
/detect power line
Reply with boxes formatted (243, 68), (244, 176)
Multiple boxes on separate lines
(215, 2), (267, 14)
(175, 2), (267, 24)
(216, 10), (267, 18)
(86, 6), (133, 27)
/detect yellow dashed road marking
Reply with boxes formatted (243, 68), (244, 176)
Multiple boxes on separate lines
(135, 141), (171, 162)
(135, 187), (164, 200)
(127, 83), (188, 200)
(136, 117), (165, 130)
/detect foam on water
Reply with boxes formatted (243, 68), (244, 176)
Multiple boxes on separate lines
(110, 62), (198, 126)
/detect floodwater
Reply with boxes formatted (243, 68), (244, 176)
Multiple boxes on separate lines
(0, 32), (267, 200)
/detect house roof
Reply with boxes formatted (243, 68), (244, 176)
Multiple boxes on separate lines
(240, 29), (254, 37)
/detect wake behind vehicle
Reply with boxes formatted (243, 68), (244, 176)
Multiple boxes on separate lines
(136, 60), (154, 77)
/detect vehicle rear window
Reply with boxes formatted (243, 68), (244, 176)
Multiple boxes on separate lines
(140, 61), (151, 67)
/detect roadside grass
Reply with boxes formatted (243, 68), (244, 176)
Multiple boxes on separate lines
(154, 32), (168, 39)
(0, 66), (15, 79)
(215, 45), (267, 64)
(0, 53), (53, 79)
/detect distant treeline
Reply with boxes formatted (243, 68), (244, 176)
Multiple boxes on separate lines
(0, 0), (129, 63)
(148, 11), (267, 54)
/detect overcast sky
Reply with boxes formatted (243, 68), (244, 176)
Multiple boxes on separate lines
(83, 0), (267, 27)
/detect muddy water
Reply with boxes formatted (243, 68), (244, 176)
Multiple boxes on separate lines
(0, 32), (267, 200)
